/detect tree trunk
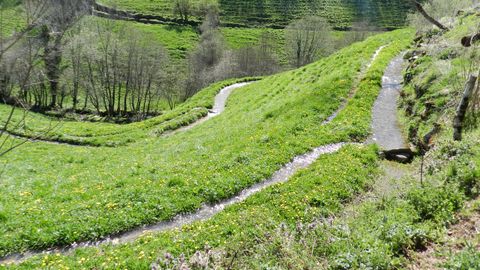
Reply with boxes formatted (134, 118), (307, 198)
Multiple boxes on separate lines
(44, 34), (63, 108)
(453, 74), (478, 141)
(412, 1), (448, 30)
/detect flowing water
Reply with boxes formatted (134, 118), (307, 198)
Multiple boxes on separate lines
(0, 143), (347, 264)
(323, 45), (386, 125)
(165, 82), (252, 135)
(0, 49), (402, 265)
(370, 55), (407, 150)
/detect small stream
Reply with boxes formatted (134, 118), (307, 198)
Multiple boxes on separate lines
(0, 143), (347, 264)
(0, 49), (403, 265)
(323, 45), (386, 125)
(165, 82), (252, 135)
(370, 55), (407, 150)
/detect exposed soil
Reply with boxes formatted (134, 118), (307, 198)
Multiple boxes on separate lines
(409, 200), (480, 270)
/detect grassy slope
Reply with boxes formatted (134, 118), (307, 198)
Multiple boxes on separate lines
(0, 29), (413, 260)
(0, 78), (258, 147)
(5, 31), (413, 268)
(0, 8), (381, 147)
(12, 145), (381, 269)
(128, 22), (287, 61)
(398, 13), (480, 269)
(100, 0), (413, 29)
(0, 6), (286, 62)
(228, 12), (480, 270)
(0, 6), (23, 36)
(53, 14), (480, 270)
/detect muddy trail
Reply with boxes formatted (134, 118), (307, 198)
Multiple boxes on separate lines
(0, 47), (398, 265)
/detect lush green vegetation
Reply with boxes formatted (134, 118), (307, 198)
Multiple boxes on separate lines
(8, 145), (380, 269)
(443, 244), (480, 269)
(101, 0), (413, 29)
(400, 14), (480, 145)
(0, 29), (413, 262)
(1, 78), (258, 147)
(395, 12), (480, 269)
(0, 4), (23, 36)
(123, 23), (285, 61)
(3, 1), (480, 269)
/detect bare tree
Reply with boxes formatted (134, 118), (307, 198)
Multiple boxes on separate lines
(0, 0), (48, 157)
(0, 0), (47, 59)
(233, 32), (280, 77)
(78, 20), (169, 119)
(38, 0), (90, 108)
(173, 0), (193, 24)
(185, 8), (224, 98)
(64, 24), (87, 111)
(406, 0), (472, 31)
(195, 0), (220, 18)
(285, 16), (333, 68)
(160, 67), (185, 110)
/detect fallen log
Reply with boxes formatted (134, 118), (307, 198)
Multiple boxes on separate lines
(461, 33), (480, 47)
(453, 75), (478, 141)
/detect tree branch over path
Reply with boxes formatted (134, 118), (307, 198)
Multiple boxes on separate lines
(411, 0), (449, 30)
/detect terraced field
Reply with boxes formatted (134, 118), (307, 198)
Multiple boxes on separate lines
(101, 0), (414, 29)
(0, 5), (23, 36)
(0, 29), (413, 268)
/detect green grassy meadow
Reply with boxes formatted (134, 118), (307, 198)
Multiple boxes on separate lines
(1, 2), (480, 269)
(100, 0), (413, 29)
(0, 29), (413, 264)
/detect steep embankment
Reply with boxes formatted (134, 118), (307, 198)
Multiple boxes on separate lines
(399, 11), (480, 269)
(0, 29), (412, 267)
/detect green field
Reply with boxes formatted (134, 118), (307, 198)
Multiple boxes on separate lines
(0, 6), (23, 36)
(0, 78), (258, 147)
(2, 1), (480, 269)
(0, 29), (413, 263)
(100, 0), (413, 29)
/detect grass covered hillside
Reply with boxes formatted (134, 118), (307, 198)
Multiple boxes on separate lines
(3, 0), (480, 269)
(0, 29), (413, 267)
(101, 0), (414, 29)
(0, 4), (23, 36)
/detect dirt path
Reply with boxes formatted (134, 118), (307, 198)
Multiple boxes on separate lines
(370, 54), (407, 150)
(0, 47), (387, 265)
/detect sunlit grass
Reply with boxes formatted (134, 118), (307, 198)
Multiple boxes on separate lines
(0, 29), (413, 260)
